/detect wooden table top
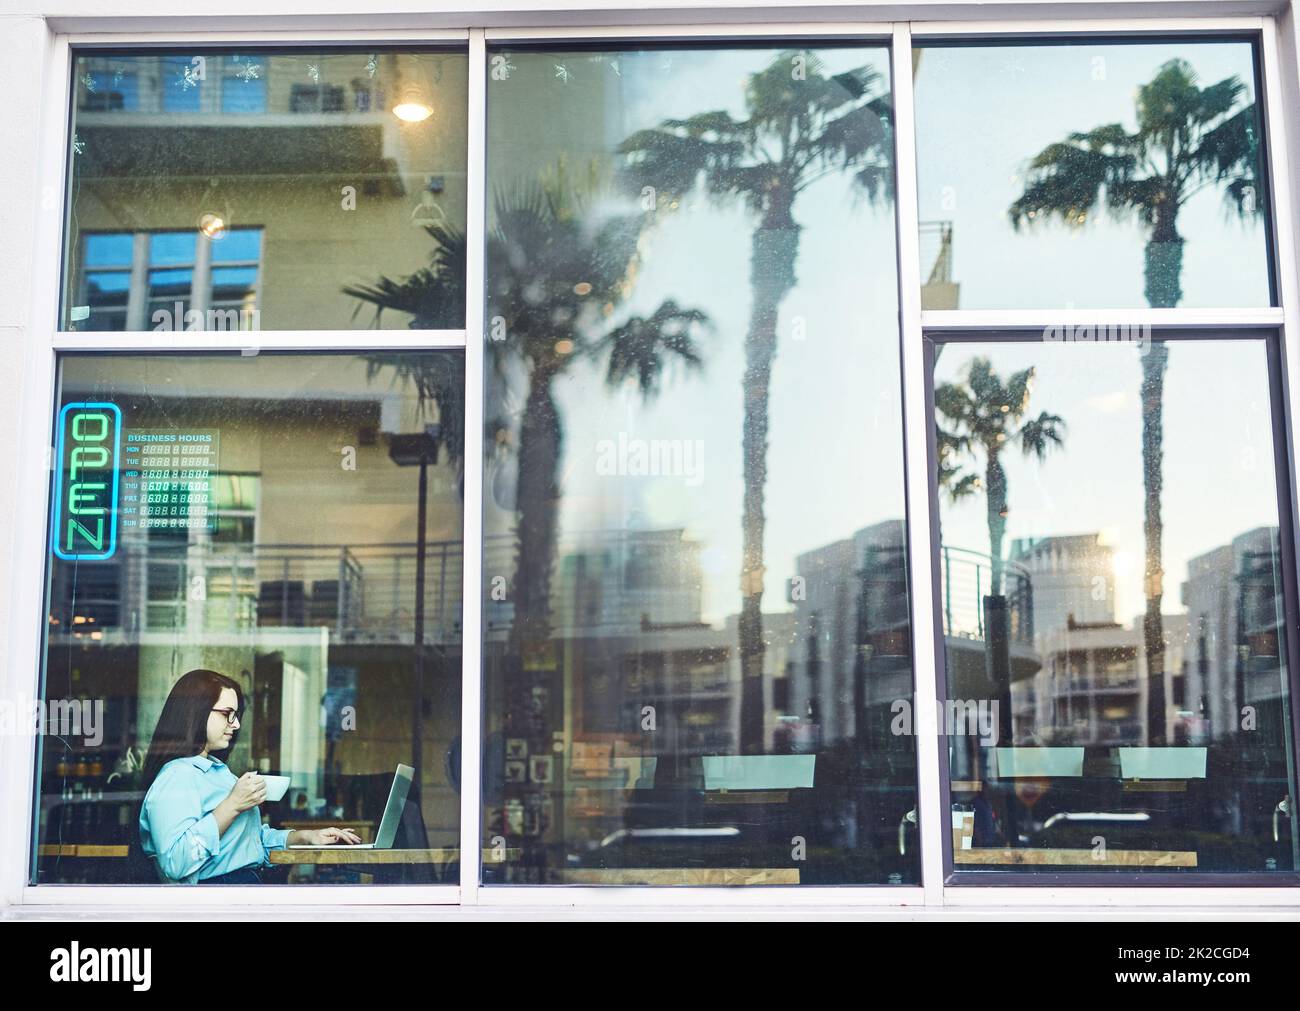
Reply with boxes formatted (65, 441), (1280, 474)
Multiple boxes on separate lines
(954, 847), (1197, 867)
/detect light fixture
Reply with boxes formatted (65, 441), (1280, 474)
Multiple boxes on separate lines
(392, 100), (433, 123)
(199, 212), (226, 240)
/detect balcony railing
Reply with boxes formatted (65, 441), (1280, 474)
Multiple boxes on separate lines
(52, 540), (465, 644)
(939, 545), (1034, 644)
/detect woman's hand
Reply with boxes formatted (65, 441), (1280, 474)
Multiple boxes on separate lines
(300, 827), (363, 846)
(225, 772), (267, 814)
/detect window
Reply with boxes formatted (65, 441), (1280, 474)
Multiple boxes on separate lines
(932, 335), (1297, 876)
(35, 352), (465, 885)
(19, 19), (1300, 906)
(222, 55), (267, 114)
(74, 228), (262, 332)
(63, 48), (469, 331)
(913, 39), (1273, 310)
(480, 43), (919, 886)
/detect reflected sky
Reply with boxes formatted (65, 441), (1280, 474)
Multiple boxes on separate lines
(934, 339), (1280, 624)
(488, 46), (904, 627)
(916, 41), (1270, 309)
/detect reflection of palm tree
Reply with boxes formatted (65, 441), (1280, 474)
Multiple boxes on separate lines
(935, 358), (1065, 594)
(345, 220), (467, 330)
(1009, 58), (1261, 741)
(486, 181), (708, 647)
(349, 175), (709, 647)
(618, 51), (893, 753)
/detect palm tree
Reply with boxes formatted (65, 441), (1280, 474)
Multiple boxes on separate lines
(618, 50), (894, 753)
(345, 219), (467, 331)
(936, 358), (1064, 753)
(934, 358), (1066, 596)
(1008, 58), (1262, 742)
(347, 173), (709, 650)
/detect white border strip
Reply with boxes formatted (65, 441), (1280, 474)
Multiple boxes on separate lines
(943, 886), (1300, 906)
(892, 23), (946, 906)
(20, 885), (459, 906)
(63, 29), (471, 44)
(484, 21), (892, 39)
(922, 308), (1285, 331)
(474, 885), (928, 906)
(457, 27), (487, 905)
(910, 15), (1266, 36)
(1262, 18), (1300, 363)
(1, 24), (67, 911)
(52, 330), (469, 351)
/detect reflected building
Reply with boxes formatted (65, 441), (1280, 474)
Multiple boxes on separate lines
(1182, 527), (1288, 747)
(789, 520), (912, 748)
(1008, 533), (1187, 746)
(65, 51), (468, 332)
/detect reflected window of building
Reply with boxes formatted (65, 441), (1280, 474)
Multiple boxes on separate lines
(64, 49), (468, 331)
(933, 336), (1298, 875)
(34, 352), (465, 885)
(481, 44), (919, 886)
(75, 228), (262, 332)
(913, 39), (1272, 310)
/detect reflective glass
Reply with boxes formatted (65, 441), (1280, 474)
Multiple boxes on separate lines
(64, 49), (468, 331)
(933, 336), (1298, 875)
(34, 352), (465, 884)
(482, 45), (918, 885)
(914, 40), (1271, 310)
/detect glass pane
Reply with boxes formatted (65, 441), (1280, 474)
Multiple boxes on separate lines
(34, 352), (464, 885)
(84, 232), (134, 267)
(212, 228), (261, 264)
(482, 45), (917, 885)
(914, 40), (1271, 310)
(160, 56), (203, 113)
(148, 232), (196, 267)
(933, 336), (1298, 875)
(63, 49), (468, 331)
(222, 56), (267, 114)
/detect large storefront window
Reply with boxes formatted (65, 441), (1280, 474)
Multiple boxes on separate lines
(62, 49), (469, 331)
(932, 335), (1299, 875)
(20, 24), (1300, 903)
(913, 39), (1272, 310)
(34, 352), (465, 884)
(480, 44), (919, 885)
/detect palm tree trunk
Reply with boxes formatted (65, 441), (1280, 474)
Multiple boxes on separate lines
(738, 221), (800, 755)
(511, 363), (562, 652)
(985, 450), (1007, 596)
(1141, 224), (1180, 745)
(984, 450), (1013, 744)
(1140, 340), (1169, 745)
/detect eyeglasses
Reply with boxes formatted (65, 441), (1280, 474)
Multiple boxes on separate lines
(211, 708), (242, 726)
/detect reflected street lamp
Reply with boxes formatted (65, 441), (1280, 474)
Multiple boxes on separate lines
(389, 425), (440, 804)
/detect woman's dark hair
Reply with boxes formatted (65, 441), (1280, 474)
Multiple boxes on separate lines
(140, 668), (244, 795)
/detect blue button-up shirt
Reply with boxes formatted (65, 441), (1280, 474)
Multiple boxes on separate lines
(140, 755), (291, 883)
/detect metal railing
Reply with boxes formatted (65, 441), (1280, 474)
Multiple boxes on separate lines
(919, 220), (954, 286)
(55, 540), (465, 644)
(939, 545), (1034, 644)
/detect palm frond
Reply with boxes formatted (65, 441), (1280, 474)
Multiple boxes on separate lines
(599, 300), (710, 397)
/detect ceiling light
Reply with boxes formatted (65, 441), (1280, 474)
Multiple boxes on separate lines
(393, 101), (433, 123)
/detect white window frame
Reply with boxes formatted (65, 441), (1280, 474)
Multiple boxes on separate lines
(3, 3), (1299, 917)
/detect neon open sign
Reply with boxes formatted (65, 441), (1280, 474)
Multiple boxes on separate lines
(52, 402), (121, 561)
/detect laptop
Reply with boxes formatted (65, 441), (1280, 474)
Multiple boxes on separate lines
(288, 764), (413, 849)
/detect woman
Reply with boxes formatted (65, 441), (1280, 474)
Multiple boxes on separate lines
(139, 669), (360, 884)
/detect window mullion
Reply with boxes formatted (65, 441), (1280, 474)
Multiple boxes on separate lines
(893, 21), (948, 906)
(457, 25), (487, 906)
